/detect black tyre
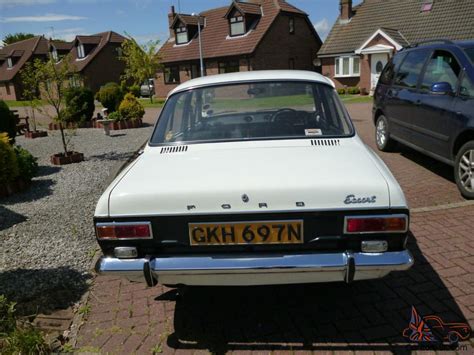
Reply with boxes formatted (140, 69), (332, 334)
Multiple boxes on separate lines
(454, 141), (474, 199)
(375, 115), (397, 152)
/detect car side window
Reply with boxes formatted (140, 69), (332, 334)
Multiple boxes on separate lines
(420, 50), (461, 92)
(394, 50), (430, 89)
(379, 53), (405, 85)
(459, 74), (474, 98)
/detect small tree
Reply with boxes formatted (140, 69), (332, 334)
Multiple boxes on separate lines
(19, 62), (42, 132)
(33, 55), (79, 155)
(120, 35), (162, 103)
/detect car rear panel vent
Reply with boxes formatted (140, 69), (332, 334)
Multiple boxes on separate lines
(311, 139), (340, 146)
(160, 145), (189, 154)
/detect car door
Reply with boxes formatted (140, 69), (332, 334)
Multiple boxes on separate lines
(385, 49), (431, 143)
(410, 49), (462, 160)
(452, 71), (474, 146)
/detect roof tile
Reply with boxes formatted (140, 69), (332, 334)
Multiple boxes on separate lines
(319, 0), (474, 55)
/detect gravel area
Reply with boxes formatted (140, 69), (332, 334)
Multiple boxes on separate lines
(0, 126), (153, 312)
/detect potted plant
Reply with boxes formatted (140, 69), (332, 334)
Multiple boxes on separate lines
(32, 56), (84, 165)
(19, 62), (48, 138)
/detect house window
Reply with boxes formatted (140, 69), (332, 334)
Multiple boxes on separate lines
(7, 57), (13, 68)
(116, 47), (123, 57)
(164, 66), (180, 84)
(77, 44), (86, 58)
(6, 83), (11, 95)
(52, 49), (59, 62)
(335, 56), (360, 77)
(289, 17), (295, 34)
(230, 16), (245, 36)
(69, 76), (81, 88)
(176, 26), (189, 44)
(219, 60), (240, 74)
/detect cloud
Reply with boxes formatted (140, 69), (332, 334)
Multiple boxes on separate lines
(314, 18), (330, 41)
(0, 0), (55, 5)
(1, 13), (87, 22)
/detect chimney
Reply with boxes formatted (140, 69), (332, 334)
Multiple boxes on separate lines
(168, 6), (176, 37)
(340, 0), (353, 22)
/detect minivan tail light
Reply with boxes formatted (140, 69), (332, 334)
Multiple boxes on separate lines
(344, 215), (408, 234)
(96, 222), (152, 240)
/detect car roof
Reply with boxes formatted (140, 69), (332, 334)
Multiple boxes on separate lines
(400, 40), (474, 53)
(168, 70), (335, 97)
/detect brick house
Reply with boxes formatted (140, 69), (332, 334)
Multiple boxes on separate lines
(318, 0), (474, 94)
(0, 36), (49, 101)
(67, 31), (126, 93)
(0, 31), (126, 100)
(155, 0), (322, 98)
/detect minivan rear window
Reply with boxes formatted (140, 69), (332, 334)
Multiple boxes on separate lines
(394, 50), (430, 89)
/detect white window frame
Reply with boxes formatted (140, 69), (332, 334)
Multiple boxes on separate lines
(52, 48), (59, 61)
(77, 44), (85, 58)
(230, 15), (245, 36)
(175, 26), (189, 45)
(7, 57), (13, 68)
(334, 55), (360, 78)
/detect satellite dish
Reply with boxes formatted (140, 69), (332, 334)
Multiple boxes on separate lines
(313, 58), (322, 67)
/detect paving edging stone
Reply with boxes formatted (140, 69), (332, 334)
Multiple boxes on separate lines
(68, 139), (149, 349)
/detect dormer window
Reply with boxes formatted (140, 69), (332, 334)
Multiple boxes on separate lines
(52, 48), (59, 61)
(176, 26), (189, 44)
(77, 44), (85, 58)
(7, 57), (13, 68)
(230, 15), (245, 36)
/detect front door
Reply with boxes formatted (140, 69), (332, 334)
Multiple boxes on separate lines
(371, 53), (388, 93)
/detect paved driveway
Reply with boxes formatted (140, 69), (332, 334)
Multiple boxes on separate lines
(76, 103), (474, 354)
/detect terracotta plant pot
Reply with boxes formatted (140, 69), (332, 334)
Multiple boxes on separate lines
(50, 151), (84, 165)
(24, 130), (48, 139)
(0, 178), (30, 198)
(93, 118), (143, 130)
(48, 121), (93, 130)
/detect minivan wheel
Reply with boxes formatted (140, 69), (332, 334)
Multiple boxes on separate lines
(455, 141), (474, 199)
(375, 115), (396, 152)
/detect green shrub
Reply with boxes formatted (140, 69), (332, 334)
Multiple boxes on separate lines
(118, 93), (145, 121)
(337, 88), (346, 95)
(0, 296), (49, 355)
(14, 146), (38, 181)
(347, 87), (361, 95)
(128, 85), (140, 98)
(0, 295), (16, 334)
(107, 111), (123, 122)
(0, 139), (19, 185)
(64, 87), (95, 122)
(0, 100), (16, 143)
(95, 82), (123, 113)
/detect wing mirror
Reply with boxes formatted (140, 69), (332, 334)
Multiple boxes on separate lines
(430, 82), (453, 95)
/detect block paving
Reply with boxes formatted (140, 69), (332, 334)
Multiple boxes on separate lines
(75, 103), (474, 354)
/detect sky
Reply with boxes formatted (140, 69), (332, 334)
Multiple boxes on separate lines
(0, 0), (363, 47)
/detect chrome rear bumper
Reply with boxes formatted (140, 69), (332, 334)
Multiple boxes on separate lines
(95, 251), (414, 286)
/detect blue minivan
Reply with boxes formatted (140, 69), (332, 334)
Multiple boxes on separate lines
(373, 40), (474, 199)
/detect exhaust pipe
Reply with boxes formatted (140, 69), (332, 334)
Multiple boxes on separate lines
(143, 258), (158, 287)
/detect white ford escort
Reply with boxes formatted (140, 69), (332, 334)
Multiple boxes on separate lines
(94, 70), (413, 287)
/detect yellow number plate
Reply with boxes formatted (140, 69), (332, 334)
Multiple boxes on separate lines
(189, 220), (304, 246)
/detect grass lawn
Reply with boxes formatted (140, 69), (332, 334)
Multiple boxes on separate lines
(339, 95), (373, 104)
(4, 100), (47, 107)
(138, 98), (165, 108)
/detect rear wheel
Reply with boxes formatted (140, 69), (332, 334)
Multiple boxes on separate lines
(375, 115), (396, 152)
(454, 141), (474, 199)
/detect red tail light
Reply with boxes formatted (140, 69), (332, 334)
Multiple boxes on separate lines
(96, 222), (152, 240)
(345, 215), (408, 234)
